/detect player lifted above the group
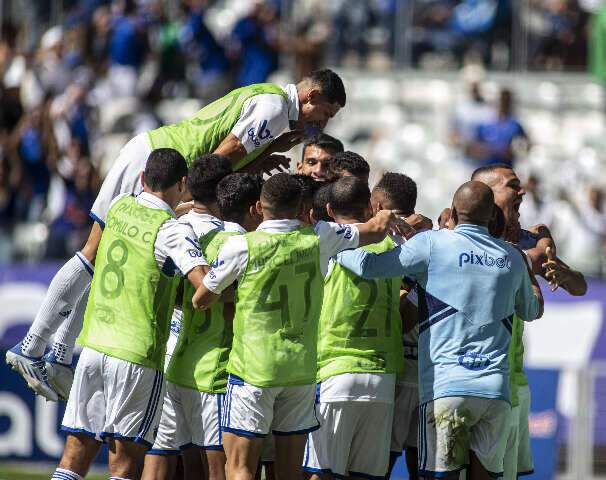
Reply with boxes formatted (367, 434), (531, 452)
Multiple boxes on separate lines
(8, 69), (347, 402)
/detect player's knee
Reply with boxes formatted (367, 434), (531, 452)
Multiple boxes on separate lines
(206, 451), (227, 480)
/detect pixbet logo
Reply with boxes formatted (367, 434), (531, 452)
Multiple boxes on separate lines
(458, 250), (511, 269)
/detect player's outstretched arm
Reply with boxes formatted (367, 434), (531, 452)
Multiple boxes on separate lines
(336, 231), (431, 280)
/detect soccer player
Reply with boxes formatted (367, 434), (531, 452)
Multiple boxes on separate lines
(303, 176), (404, 480)
(193, 173), (404, 480)
(296, 133), (344, 182)
(471, 164), (586, 479)
(52, 149), (208, 480)
(293, 173), (322, 225)
(142, 167), (264, 480)
(336, 181), (544, 480)
(330, 151), (370, 184)
(8, 69), (347, 401)
(311, 183), (335, 223)
(370, 173), (422, 480)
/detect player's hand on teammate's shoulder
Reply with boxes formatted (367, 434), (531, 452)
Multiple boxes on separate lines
(175, 201), (194, 218)
(404, 213), (433, 235)
(270, 130), (305, 153)
(246, 154), (292, 175)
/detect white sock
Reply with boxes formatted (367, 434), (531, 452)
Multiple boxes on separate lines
(23, 253), (93, 357)
(52, 467), (84, 480)
(52, 285), (90, 365)
(109, 477), (132, 480)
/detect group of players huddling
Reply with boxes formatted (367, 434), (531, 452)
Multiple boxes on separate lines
(6, 69), (587, 480)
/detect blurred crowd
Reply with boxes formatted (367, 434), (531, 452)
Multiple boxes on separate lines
(0, 0), (605, 275)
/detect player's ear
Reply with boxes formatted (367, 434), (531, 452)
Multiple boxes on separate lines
(326, 202), (335, 220)
(140, 171), (145, 187)
(296, 162), (303, 173)
(255, 200), (263, 216)
(306, 88), (321, 104)
(450, 205), (458, 226)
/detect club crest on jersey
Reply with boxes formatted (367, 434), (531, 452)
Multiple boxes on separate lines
(457, 351), (491, 370)
(458, 250), (511, 269)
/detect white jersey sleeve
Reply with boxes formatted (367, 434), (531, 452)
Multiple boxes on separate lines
(155, 218), (208, 276)
(202, 235), (249, 294)
(314, 221), (360, 275)
(230, 94), (290, 154)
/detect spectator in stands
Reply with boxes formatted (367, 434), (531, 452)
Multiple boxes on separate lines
(9, 102), (58, 221)
(85, 5), (112, 74)
(180, 0), (230, 100)
(229, 0), (279, 86)
(107, 0), (148, 97)
(519, 174), (554, 228)
(46, 154), (99, 259)
(36, 26), (72, 96)
(451, 78), (494, 149)
(556, 186), (606, 277)
(467, 88), (529, 166)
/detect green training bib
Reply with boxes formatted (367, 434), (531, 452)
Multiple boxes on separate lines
(317, 236), (404, 382)
(147, 83), (288, 169)
(167, 229), (239, 392)
(79, 196), (178, 370)
(227, 227), (322, 387)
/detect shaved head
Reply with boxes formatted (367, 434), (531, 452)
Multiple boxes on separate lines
(452, 181), (495, 226)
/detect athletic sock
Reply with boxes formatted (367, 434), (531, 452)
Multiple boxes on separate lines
(109, 477), (133, 480)
(21, 332), (46, 358)
(51, 286), (90, 365)
(51, 467), (84, 480)
(22, 253), (93, 357)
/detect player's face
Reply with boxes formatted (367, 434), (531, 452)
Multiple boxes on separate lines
(297, 145), (334, 181)
(299, 96), (340, 131)
(490, 168), (525, 240)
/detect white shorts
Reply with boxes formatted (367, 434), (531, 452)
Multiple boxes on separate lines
(90, 132), (152, 225)
(221, 375), (319, 437)
(503, 402), (521, 480)
(391, 383), (419, 453)
(517, 385), (534, 475)
(148, 381), (224, 454)
(303, 401), (393, 478)
(261, 434), (275, 464)
(62, 347), (165, 447)
(164, 308), (182, 371)
(418, 396), (511, 478)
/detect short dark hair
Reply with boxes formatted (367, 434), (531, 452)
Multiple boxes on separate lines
(302, 133), (344, 160)
(187, 154), (232, 203)
(261, 173), (302, 217)
(471, 163), (514, 181)
(375, 172), (417, 215)
(308, 69), (346, 107)
(292, 173), (321, 207)
(217, 173), (264, 224)
(329, 176), (370, 219)
(331, 151), (370, 179)
(144, 148), (188, 191)
(312, 183), (333, 222)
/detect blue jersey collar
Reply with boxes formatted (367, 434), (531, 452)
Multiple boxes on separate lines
(454, 224), (490, 235)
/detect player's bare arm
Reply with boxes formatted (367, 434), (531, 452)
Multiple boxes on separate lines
(356, 210), (410, 246)
(526, 225), (587, 295)
(542, 246), (587, 295)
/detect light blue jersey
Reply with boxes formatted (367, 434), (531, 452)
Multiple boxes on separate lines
(336, 224), (540, 405)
